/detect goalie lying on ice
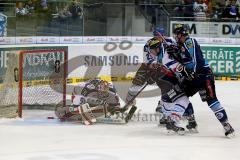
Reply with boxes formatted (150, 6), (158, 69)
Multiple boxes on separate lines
(55, 79), (122, 125)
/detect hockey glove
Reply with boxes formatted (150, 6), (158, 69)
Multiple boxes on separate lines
(133, 64), (155, 85)
(165, 45), (181, 61)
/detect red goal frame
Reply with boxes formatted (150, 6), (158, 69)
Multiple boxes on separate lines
(18, 49), (68, 118)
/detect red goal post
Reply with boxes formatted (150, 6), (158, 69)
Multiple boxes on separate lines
(0, 49), (68, 118)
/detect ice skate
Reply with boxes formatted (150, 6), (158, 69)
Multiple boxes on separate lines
(166, 118), (185, 135)
(186, 115), (198, 133)
(158, 116), (168, 126)
(222, 122), (235, 138)
(156, 101), (167, 127)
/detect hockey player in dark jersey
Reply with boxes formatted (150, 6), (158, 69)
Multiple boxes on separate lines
(170, 24), (235, 137)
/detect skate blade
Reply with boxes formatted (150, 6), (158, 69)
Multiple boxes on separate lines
(167, 129), (185, 135)
(158, 123), (166, 127)
(226, 132), (235, 138)
(177, 130), (185, 135)
(188, 128), (199, 134)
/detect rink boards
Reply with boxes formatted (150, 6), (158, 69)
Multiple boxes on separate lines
(0, 43), (240, 82)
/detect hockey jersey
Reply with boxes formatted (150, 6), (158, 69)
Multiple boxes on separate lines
(141, 37), (185, 101)
(144, 37), (179, 73)
(178, 37), (210, 74)
(72, 79), (120, 108)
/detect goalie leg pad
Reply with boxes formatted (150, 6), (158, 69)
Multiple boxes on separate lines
(55, 105), (82, 121)
(78, 103), (97, 125)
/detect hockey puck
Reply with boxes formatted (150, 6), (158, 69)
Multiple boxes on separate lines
(47, 116), (55, 119)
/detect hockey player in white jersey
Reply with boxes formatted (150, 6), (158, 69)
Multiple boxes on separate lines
(55, 79), (122, 125)
(125, 35), (197, 134)
(152, 27), (197, 130)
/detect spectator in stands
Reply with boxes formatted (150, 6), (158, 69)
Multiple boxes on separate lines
(16, 2), (29, 16)
(193, 0), (208, 21)
(68, 0), (82, 19)
(25, 0), (36, 15)
(40, 0), (48, 10)
(58, 6), (72, 21)
(208, 0), (225, 20)
(225, 0), (240, 6)
(173, 0), (185, 17)
(173, 0), (194, 20)
(210, 3), (223, 20)
(183, 0), (194, 20)
(222, 0), (240, 20)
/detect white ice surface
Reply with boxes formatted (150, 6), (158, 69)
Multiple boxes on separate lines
(0, 81), (240, 160)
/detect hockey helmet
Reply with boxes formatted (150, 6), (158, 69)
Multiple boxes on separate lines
(153, 26), (165, 37)
(173, 24), (189, 36)
(98, 80), (110, 92)
(149, 38), (161, 49)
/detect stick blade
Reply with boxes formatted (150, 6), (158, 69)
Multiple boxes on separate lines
(125, 105), (137, 123)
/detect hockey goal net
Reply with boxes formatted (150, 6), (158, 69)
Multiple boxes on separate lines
(0, 49), (67, 118)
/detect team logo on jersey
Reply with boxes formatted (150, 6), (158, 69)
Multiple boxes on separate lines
(87, 84), (95, 90)
(216, 112), (224, 120)
(186, 40), (193, 48)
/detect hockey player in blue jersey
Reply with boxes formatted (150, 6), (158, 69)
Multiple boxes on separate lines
(170, 24), (235, 137)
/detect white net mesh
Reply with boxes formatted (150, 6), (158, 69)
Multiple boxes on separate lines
(0, 52), (19, 118)
(21, 50), (66, 111)
(0, 49), (67, 118)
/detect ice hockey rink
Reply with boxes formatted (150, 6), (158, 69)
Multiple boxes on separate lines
(0, 81), (239, 160)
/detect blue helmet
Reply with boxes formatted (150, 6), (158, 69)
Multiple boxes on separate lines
(153, 27), (165, 37)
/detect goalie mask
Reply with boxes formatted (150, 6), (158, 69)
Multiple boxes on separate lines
(98, 80), (109, 92)
(97, 80), (110, 98)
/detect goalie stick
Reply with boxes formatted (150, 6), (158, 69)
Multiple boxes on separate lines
(96, 116), (126, 124)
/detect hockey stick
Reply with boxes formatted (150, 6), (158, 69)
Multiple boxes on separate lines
(96, 116), (126, 124)
(122, 82), (149, 123)
(155, 31), (185, 64)
(122, 63), (168, 123)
